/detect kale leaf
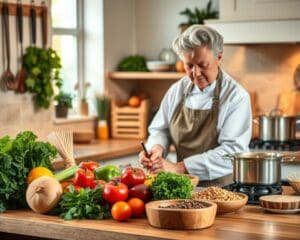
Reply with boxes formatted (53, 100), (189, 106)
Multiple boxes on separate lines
(150, 171), (193, 200)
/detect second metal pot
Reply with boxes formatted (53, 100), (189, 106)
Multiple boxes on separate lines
(256, 111), (297, 141)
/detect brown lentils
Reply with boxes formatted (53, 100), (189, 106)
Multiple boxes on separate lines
(159, 200), (207, 209)
(192, 187), (243, 201)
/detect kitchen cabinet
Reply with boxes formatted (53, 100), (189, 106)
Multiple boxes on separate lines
(219, 0), (300, 21)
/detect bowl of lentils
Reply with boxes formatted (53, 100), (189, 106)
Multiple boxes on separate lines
(192, 187), (248, 214)
(145, 199), (217, 230)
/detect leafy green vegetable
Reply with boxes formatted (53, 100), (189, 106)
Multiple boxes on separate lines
(23, 46), (62, 109)
(150, 171), (193, 200)
(117, 55), (148, 72)
(56, 185), (110, 220)
(0, 131), (57, 213)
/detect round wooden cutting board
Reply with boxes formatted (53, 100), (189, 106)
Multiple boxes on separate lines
(259, 195), (300, 210)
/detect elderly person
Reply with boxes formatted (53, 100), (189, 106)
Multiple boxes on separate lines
(139, 25), (252, 186)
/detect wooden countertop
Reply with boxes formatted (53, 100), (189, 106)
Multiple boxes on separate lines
(0, 202), (299, 240)
(52, 139), (142, 170)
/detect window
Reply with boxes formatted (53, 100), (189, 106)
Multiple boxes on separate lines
(51, 0), (83, 113)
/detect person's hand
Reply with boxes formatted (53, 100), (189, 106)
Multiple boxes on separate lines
(149, 158), (187, 174)
(138, 144), (164, 170)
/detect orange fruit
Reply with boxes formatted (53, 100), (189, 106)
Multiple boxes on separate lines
(128, 96), (141, 108)
(127, 198), (145, 217)
(111, 201), (132, 221)
(27, 167), (54, 185)
(175, 60), (185, 73)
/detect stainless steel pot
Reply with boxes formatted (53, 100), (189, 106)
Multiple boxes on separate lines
(224, 152), (295, 185)
(255, 109), (299, 141)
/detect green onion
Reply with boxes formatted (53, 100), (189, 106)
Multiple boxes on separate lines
(54, 165), (79, 182)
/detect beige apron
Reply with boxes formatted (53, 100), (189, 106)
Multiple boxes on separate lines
(169, 71), (232, 187)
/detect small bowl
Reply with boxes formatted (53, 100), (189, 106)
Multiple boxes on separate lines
(73, 131), (94, 143)
(192, 190), (248, 214)
(145, 199), (217, 230)
(146, 61), (172, 72)
(211, 193), (248, 214)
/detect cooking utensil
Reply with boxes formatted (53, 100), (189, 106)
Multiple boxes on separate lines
(41, 1), (48, 48)
(15, 0), (27, 93)
(30, 1), (37, 46)
(224, 152), (296, 185)
(141, 141), (150, 158)
(47, 131), (76, 168)
(1, 1), (16, 90)
(254, 109), (299, 141)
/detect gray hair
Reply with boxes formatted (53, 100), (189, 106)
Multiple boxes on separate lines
(172, 25), (223, 59)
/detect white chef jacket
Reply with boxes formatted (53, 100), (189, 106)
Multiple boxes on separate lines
(146, 69), (252, 180)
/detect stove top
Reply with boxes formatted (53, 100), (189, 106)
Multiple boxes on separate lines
(249, 139), (300, 151)
(223, 183), (282, 204)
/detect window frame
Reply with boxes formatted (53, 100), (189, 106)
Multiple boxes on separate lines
(51, 0), (85, 102)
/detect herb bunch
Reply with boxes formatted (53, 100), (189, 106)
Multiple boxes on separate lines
(150, 171), (193, 200)
(56, 185), (110, 220)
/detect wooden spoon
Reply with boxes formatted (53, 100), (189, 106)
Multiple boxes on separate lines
(1, 2), (16, 90)
(41, 1), (48, 49)
(15, 0), (27, 93)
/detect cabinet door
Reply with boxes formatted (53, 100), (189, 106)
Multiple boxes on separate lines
(220, 0), (300, 21)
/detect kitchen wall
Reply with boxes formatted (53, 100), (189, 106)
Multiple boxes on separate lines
(105, 0), (300, 114)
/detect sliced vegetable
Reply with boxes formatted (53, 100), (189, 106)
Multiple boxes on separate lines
(94, 165), (121, 182)
(26, 176), (63, 214)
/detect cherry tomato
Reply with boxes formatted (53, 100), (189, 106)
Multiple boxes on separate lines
(127, 198), (145, 218)
(129, 183), (151, 202)
(73, 168), (95, 188)
(121, 167), (146, 187)
(80, 161), (99, 171)
(102, 181), (128, 204)
(111, 201), (132, 221)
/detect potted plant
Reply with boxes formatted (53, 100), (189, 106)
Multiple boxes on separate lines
(178, 0), (218, 32)
(75, 82), (91, 116)
(54, 91), (73, 118)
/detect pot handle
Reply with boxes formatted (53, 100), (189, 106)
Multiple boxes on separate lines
(222, 154), (235, 164)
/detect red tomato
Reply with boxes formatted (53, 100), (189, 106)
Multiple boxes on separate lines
(127, 198), (145, 218)
(102, 182), (128, 204)
(80, 161), (99, 171)
(121, 167), (146, 187)
(73, 168), (95, 188)
(128, 183), (151, 202)
(111, 201), (132, 221)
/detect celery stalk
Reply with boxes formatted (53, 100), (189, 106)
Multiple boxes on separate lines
(54, 165), (79, 182)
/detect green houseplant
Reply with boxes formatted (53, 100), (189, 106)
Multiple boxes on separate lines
(23, 46), (62, 109)
(179, 0), (218, 32)
(54, 91), (73, 118)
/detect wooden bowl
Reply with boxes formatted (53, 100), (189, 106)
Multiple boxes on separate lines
(145, 199), (217, 230)
(287, 172), (300, 194)
(73, 131), (94, 143)
(212, 193), (248, 214)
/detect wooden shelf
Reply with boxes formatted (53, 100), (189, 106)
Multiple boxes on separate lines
(108, 71), (185, 80)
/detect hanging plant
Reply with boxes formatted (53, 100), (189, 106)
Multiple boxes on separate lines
(23, 46), (62, 109)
